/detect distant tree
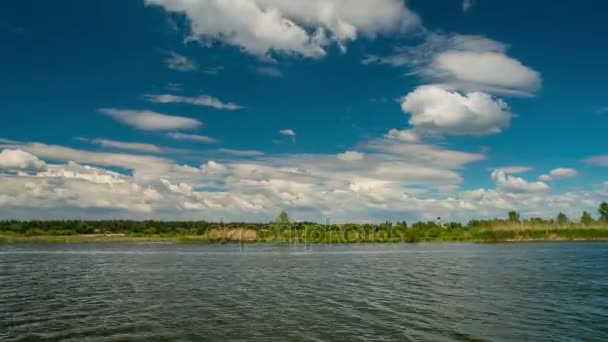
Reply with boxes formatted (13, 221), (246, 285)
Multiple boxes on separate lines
(556, 212), (569, 224)
(580, 211), (594, 226)
(275, 210), (291, 225)
(508, 211), (520, 222)
(599, 202), (608, 222)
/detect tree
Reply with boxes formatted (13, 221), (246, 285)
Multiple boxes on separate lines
(556, 212), (569, 224)
(508, 211), (520, 222)
(275, 210), (291, 225)
(599, 202), (608, 222)
(581, 211), (594, 226)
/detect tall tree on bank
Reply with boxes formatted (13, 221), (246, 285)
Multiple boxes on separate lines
(557, 212), (569, 224)
(581, 211), (594, 225)
(599, 202), (608, 222)
(508, 211), (520, 222)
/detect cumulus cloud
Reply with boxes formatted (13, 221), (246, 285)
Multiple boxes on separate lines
(166, 52), (198, 71)
(2, 139), (606, 223)
(100, 108), (202, 131)
(145, 0), (420, 59)
(400, 85), (512, 136)
(202, 161), (228, 174)
(0, 149), (47, 171)
(167, 133), (220, 144)
(491, 170), (549, 194)
(337, 151), (364, 161)
(145, 94), (243, 110)
(539, 168), (578, 181)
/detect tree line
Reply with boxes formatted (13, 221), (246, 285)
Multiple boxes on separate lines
(1, 202), (606, 238)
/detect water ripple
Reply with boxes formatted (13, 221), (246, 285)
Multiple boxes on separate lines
(1, 243), (607, 341)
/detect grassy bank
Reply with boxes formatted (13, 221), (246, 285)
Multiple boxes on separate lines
(2, 225), (608, 244)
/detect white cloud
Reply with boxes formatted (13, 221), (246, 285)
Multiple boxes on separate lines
(385, 129), (419, 142)
(539, 168), (578, 181)
(337, 151), (364, 161)
(100, 108), (202, 131)
(432, 51), (541, 94)
(217, 148), (265, 157)
(202, 161), (228, 174)
(2, 140), (606, 223)
(585, 155), (608, 166)
(0, 149), (47, 171)
(145, 94), (243, 110)
(75, 138), (166, 153)
(167, 133), (219, 144)
(38, 161), (127, 185)
(364, 33), (541, 96)
(363, 33), (507, 67)
(279, 129), (296, 137)
(146, 0), (420, 59)
(400, 85), (512, 136)
(491, 170), (549, 194)
(166, 52), (198, 71)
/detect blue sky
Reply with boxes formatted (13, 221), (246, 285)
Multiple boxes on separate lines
(0, 0), (606, 222)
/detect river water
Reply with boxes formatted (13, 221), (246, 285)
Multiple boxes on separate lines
(1, 243), (607, 341)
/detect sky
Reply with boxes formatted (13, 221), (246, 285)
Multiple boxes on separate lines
(0, 0), (607, 223)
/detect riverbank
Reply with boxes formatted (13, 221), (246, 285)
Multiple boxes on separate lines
(2, 226), (608, 244)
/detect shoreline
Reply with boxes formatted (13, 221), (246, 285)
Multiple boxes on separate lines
(3, 234), (608, 244)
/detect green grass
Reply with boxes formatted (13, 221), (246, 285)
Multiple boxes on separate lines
(2, 222), (608, 244)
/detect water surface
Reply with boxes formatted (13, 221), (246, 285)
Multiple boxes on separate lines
(1, 243), (607, 341)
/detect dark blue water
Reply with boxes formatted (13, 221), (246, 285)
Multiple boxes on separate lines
(1, 243), (607, 341)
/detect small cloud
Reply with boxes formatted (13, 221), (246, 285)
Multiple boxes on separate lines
(99, 108), (202, 131)
(75, 137), (163, 153)
(201, 161), (228, 174)
(279, 129), (296, 142)
(166, 52), (198, 72)
(217, 148), (264, 157)
(0, 149), (47, 171)
(463, 0), (474, 12)
(167, 133), (220, 144)
(254, 66), (284, 78)
(491, 166), (532, 174)
(386, 129), (419, 142)
(538, 167), (578, 181)
(145, 94), (243, 110)
(491, 169), (550, 193)
(585, 155), (608, 166)
(337, 151), (364, 162)
(201, 66), (224, 75)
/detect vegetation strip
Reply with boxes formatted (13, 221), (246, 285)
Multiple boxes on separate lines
(2, 203), (608, 244)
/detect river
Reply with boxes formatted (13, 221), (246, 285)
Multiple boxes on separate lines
(1, 243), (607, 341)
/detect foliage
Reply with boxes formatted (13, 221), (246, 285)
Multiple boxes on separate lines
(2, 204), (608, 243)
(581, 211), (594, 225)
(599, 202), (608, 222)
(508, 211), (520, 222)
(556, 212), (569, 224)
